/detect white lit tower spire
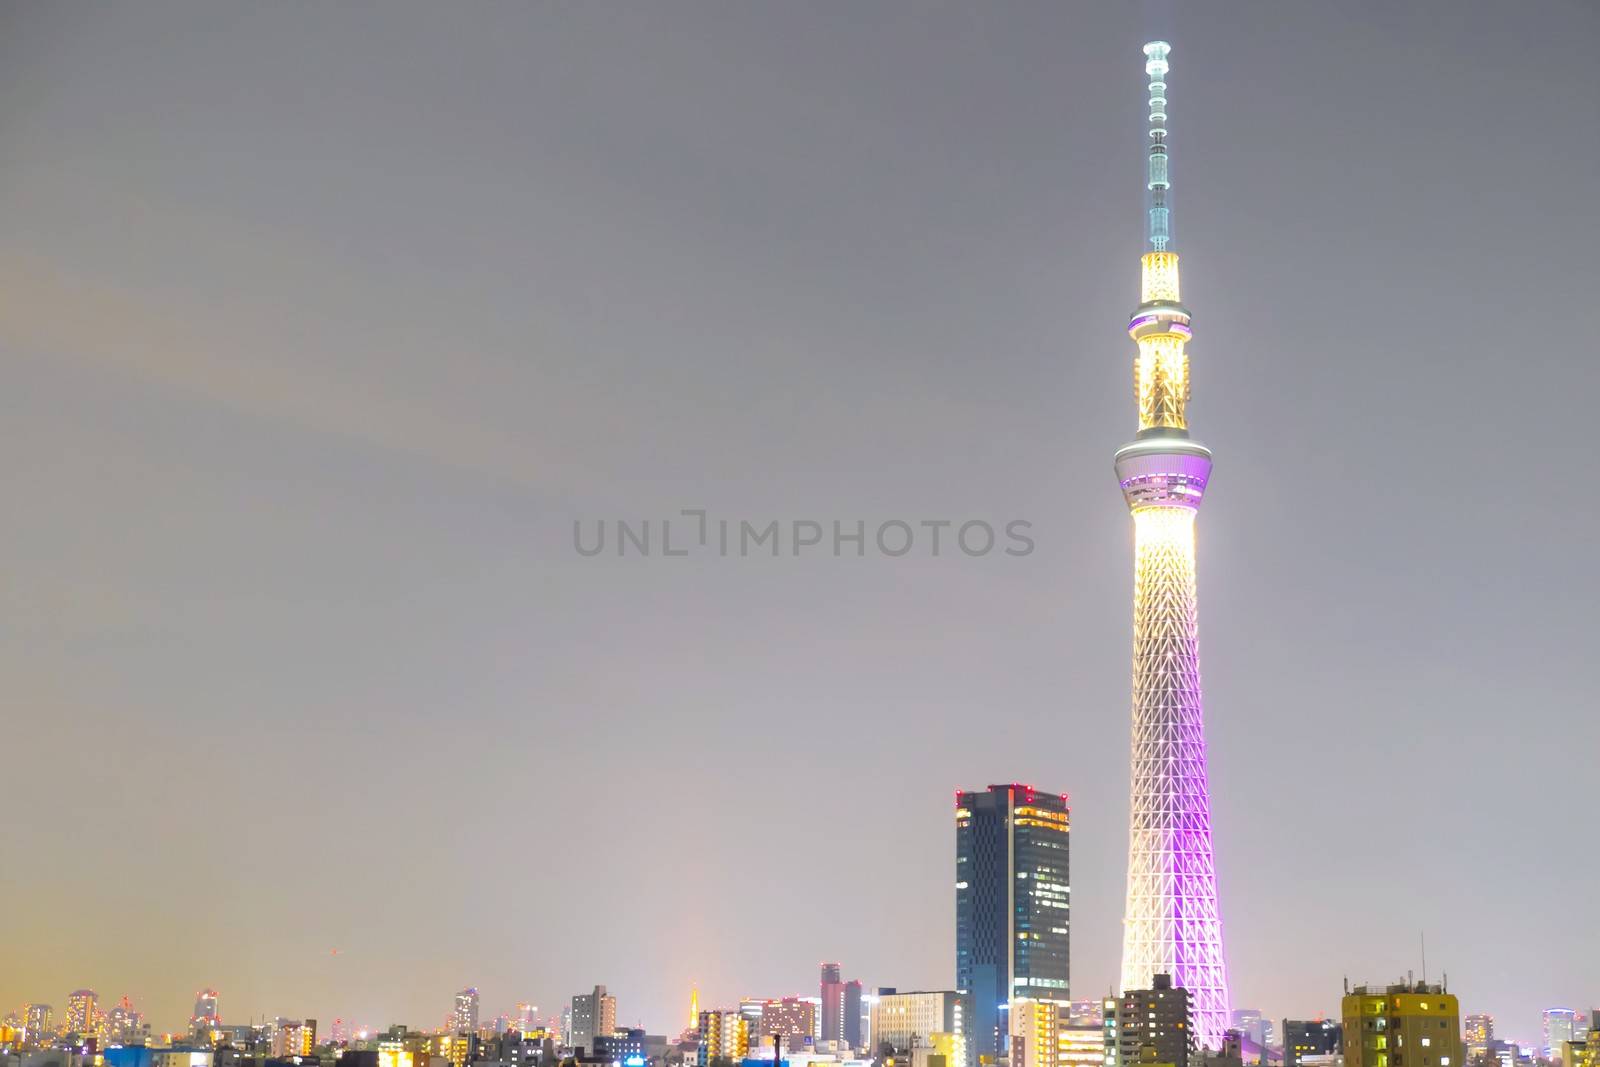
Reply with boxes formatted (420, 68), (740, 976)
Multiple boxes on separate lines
(1114, 40), (1232, 1048)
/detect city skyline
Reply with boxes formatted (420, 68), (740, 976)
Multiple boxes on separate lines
(2, 0), (1596, 1049)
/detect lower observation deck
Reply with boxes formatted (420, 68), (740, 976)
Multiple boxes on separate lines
(1114, 433), (1212, 510)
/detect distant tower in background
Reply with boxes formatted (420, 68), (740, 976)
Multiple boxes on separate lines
(821, 964), (845, 1044)
(24, 1004), (53, 1044)
(1230, 1010), (1267, 1051)
(688, 987), (700, 1034)
(1465, 1015), (1495, 1062)
(844, 981), (863, 1049)
(1546, 1011), (1578, 1062)
(956, 784), (1071, 1064)
(1114, 40), (1231, 1048)
(66, 991), (98, 1037)
(517, 1003), (539, 1035)
(106, 996), (146, 1045)
(191, 990), (221, 1042)
(453, 989), (480, 1035)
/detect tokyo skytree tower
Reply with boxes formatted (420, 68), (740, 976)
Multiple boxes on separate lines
(1114, 41), (1232, 1047)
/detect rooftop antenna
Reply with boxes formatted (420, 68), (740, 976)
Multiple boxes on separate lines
(1421, 932), (1428, 985)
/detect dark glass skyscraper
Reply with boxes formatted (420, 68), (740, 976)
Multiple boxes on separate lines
(955, 784), (1071, 1065)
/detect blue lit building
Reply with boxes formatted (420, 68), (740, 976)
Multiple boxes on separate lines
(955, 784), (1071, 1065)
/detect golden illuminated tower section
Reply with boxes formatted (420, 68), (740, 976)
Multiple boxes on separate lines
(1114, 41), (1231, 1050)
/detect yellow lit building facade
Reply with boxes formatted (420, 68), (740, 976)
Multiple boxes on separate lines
(378, 1040), (416, 1067)
(1342, 985), (1461, 1067)
(872, 992), (968, 1067)
(1563, 1017), (1599, 1067)
(697, 1010), (750, 1066)
(1011, 999), (1065, 1067)
(433, 1034), (471, 1067)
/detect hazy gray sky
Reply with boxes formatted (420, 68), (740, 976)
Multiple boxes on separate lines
(2, 0), (1596, 1045)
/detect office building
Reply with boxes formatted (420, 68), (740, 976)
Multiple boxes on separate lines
(106, 997), (147, 1046)
(191, 991), (222, 1043)
(1108, 975), (1191, 1067)
(822, 965), (847, 1046)
(67, 991), (98, 1037)
(1341, 982), (1460, 1067)
(571, 987), (617, 1054)
(594, 1030), (649, 1063)
(454, 990), (481, 1036)
(1284, 1021), (1342, 1067)
(956, 784), (1070, 1064)
(759, 999), (816, 1042)
(1464, 1019), (1492, 1065)
(24, 1005), (53, 1045)
(1562, 1015), (1599, 1067)
(1547, 1013), (1578, 1063)
(845, 983), (864, 1050)
(870, 990), (968, 1067)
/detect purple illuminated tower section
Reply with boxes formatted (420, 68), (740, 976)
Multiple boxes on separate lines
(1114, 40), (1231, 1047)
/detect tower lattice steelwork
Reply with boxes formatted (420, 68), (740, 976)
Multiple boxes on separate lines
(1114, 40), (1231, 1048)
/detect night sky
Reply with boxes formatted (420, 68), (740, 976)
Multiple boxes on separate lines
(2, 0), (1596, 1046)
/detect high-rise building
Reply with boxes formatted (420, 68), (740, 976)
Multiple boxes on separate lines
(1283, 1021), (1342, 1067)
(67, 991), (98, 1037)
(1546, 1012), (1578, 1063)
(516, 1005), (539, 1036)
(822, 965), (846, 1044)
(105, 997), (147, 1045)
(23, 1005), (53, 1045)
(1114, 40), (1231, 1050)
(1562, 1014), (1600, 1067)
(1107, 976), (1191, 1067)
(845, 982), (864, 1050)
(1464, 1017), (1493, 1064)
(955, 784), (1070, 1064)
(192, 991), (222, 1043)
(870, 991), (968, 1067)
(453, 990), (480, 1036)
(570, 986), (616, 1053)
(1341, 982), (1460, 1067)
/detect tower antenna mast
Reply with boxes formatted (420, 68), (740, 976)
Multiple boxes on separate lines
(1144, 41), (1172, 252)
